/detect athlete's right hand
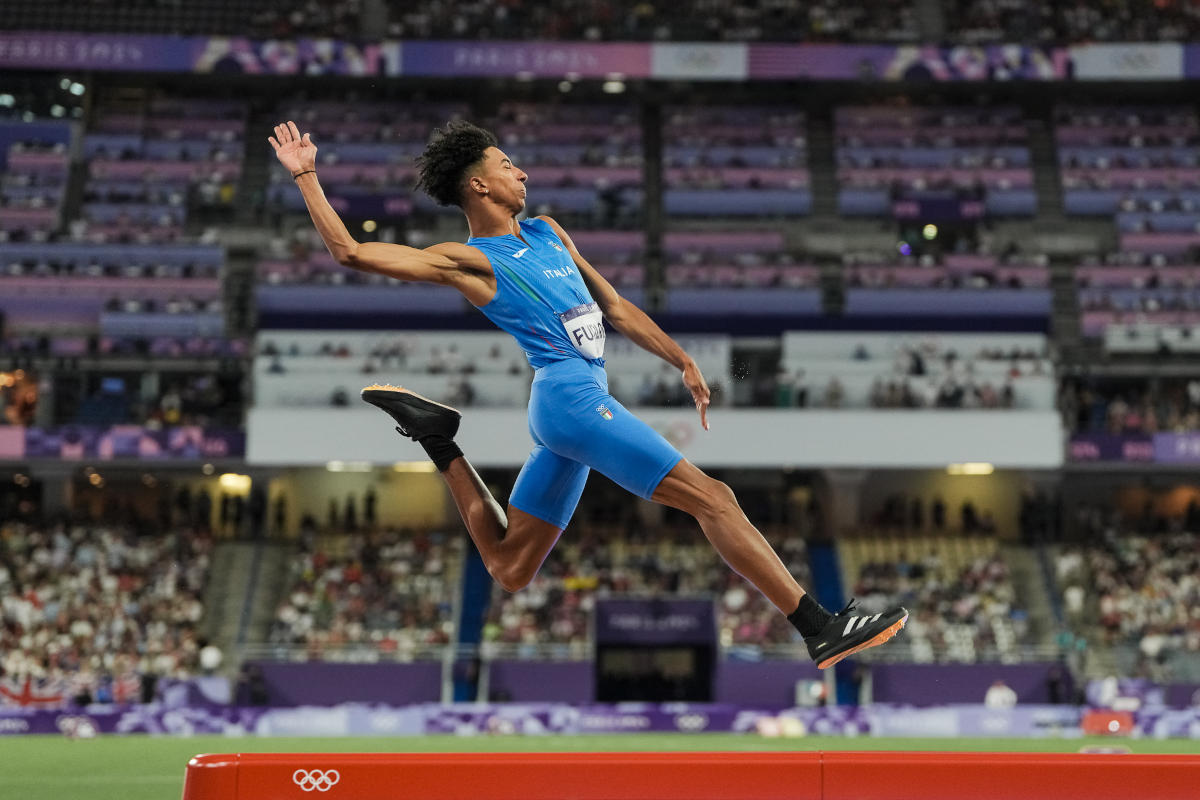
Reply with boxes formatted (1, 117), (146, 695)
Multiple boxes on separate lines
(268, 120), (317, 175)
(682, 360), (711, 431)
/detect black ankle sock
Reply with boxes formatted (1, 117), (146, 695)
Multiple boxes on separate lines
(417, 435), (463, 472)
(788, 594), (833, 639)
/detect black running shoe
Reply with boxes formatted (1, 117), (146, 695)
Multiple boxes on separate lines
(805, 599), (908, 670)
(360, 384), (461, 441)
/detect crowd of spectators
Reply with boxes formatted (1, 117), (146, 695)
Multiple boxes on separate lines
(4, 255), (220, 281)
(946, 0), (1200, 44)
(100, 296), (223, 316)
(851, 547), (1028, 662)
(34, 371), (244, 429)
(12, 0), (1200, 44)
(1059, 377), (1200, 434)
(0, 519), (213, 705)
(767, 338), (1045, 411)
(1078, 289), (1200, 314)
(0, 369), (38, 426)
(269, 528), (462, 659)
(482, 522), (814, 656)
(4, 0), (918, 42)
(868, 496), (1000, 534)
(1058, 506), (1199, 680)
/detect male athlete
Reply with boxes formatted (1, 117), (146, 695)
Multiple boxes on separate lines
(269, 119), (906, 668)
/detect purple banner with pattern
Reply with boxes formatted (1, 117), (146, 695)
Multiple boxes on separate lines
(748, 44), (1071, 81)
(0, 34), (1076, 82)
(1152, 433), (1200, 464)
(4, 425), (244, 460)
(1185, 45), (1200, 79)
(0, 33), (189, 70)
(6, 702), (1195, 738)
(400, 41), (651, 78)
(0, 33), (389, 75)
(1067, 433), (1154, 462)
(1069, 433), (1200, 463)
(594, 598), (716, 646)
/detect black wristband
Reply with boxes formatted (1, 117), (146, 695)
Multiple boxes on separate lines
(292, 169), (316, 179)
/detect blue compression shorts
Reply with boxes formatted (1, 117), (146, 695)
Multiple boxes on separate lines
(509, 358), (684, 529)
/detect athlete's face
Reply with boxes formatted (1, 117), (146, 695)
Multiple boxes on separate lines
(476, 147), (528, 211)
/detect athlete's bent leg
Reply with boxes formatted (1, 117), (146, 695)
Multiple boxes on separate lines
(441, 458), (565, 593)
(360, 384), (579, 592)
(651, 459), (805, 614)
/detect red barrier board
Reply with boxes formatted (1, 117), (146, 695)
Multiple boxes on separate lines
(821, 752), (1200, 800)
(182, 751), (1200, 800)
(184, 752), (824, 800)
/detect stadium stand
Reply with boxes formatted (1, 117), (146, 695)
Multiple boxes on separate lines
(1058, 105), (1200, 351)
(1060, 377), (1200, 434)
(1054, 519), (1200, 682)
(268, 527), (463, 659)
(1, 0), (920, 42)
(0, 519), (213, 702)
(945, 0), (1200, 44)
(81, 94), (246, 243)
(483, 522), (812, 656)
(841, 535), (1030, 663)
(777, 332), (1054, 410)
(0, 123), (69, 241)
(835, 104), (1036, 219)
(663, 105), (810, 219)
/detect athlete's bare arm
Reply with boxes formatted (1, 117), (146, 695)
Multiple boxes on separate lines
(269, 121), (496, 306)
(538, 215), (711, 429)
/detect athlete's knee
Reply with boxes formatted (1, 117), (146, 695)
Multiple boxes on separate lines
(489, 558), (537, 593)
(694, 476), (739, 521)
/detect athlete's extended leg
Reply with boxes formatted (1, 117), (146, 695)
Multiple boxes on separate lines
(361, 384), (585, 592)
(652, 458), (907, 668)
(652, 459), (804, 614)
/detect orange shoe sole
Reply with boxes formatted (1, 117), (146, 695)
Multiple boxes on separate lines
(816, 612), (908, 670)
(360, 384), (461, 415)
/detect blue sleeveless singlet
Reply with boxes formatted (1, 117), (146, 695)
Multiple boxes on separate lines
(468, 217), (604, 369)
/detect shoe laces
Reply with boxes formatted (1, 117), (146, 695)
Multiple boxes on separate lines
(835, 598), (858, 616)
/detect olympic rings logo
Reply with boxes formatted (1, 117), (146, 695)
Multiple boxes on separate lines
(293, 769), (341, 792)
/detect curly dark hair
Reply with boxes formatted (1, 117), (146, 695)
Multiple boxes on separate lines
(414, 120), (499, 208)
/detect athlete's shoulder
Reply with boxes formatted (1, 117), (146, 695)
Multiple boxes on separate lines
(533, 215), (574, 250)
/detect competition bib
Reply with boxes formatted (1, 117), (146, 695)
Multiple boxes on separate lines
(559, 302), (606, 359)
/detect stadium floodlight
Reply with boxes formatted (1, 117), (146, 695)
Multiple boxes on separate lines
(218, 473), (252, 492)
(326, 460), (372, 472)
(946, 462), (994, 475)
(393, 461), (436, 473)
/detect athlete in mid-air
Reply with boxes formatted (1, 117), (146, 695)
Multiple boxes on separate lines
(269, 119), (907, 668)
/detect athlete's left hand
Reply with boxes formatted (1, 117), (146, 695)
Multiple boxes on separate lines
(682, 361), (710, 431)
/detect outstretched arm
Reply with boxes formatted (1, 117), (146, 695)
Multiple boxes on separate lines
(538, 215), (711, 429)
(269, 121), (493, 302)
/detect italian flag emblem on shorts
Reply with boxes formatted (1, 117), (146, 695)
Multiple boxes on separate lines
(597, 404), (613, 420)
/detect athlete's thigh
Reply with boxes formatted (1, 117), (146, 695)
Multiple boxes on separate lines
(532, 379), (682, 501)
(509, 442), (590, 531)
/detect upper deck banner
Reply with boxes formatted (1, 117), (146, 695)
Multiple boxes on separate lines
(400, 41), (652, 78)
(747, 43), (1072, 80)
(0, 33), (390, 75)
(4, 34), (1180, 82)
(1070, 42), (1183, 80)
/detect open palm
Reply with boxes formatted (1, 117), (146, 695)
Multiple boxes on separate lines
(268, 120), (317, 175)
